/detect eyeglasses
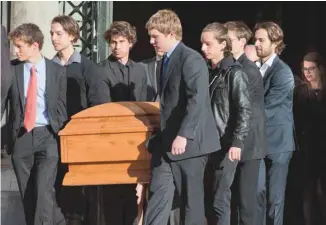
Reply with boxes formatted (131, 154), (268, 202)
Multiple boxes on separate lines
(302, 67), (317, 73)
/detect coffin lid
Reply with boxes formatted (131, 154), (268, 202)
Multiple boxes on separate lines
(59, 102), (160, 136)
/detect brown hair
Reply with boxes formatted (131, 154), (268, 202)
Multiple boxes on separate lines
(146, 9), (183, 41)
(202, 22), (232, 56)
(52, 15), (80, 43)
(9, 23), (44, 50)
(253, 21), (285, 55)
(224, 21), (252, 44)
(302, 52), (326, 90)
(103, 21), (137, 46)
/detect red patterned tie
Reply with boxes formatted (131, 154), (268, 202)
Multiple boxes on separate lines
(24, 66), (37, 132)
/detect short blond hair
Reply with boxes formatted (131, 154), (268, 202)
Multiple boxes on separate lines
(145, 9), (182, 41)
(9, 23), (44, 50)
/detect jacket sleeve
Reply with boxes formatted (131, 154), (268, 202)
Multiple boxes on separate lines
(57, 67), (68, 130)
(177, 53), (210, 140)
(264, 67), (294, 119)
(1, 26), (13, 115)
(86, 63), (111, 106)
(229, 69), (252, 150)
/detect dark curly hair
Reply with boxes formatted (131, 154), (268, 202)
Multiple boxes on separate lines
(103, 21), (137, 47)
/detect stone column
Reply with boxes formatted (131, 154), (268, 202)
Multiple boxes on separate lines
(10, 1), (59, 58)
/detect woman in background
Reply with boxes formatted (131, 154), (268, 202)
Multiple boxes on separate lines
(293, 52), (326, 225)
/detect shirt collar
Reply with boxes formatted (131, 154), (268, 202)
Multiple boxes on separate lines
(261, 53), (277, 67)
(24, 56), (45, 73)
(52, 49), (81, 66)
(166, 41), (180, 59)
(109, 54), (131, 67)
(208, 60), (222, 72)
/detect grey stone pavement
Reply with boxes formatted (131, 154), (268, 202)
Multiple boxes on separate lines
(1, 151), (26, 225)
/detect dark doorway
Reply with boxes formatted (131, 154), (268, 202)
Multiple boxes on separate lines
(113, 1), (326, 77)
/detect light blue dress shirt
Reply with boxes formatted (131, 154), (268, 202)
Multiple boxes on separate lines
(166, 41), (180, 58)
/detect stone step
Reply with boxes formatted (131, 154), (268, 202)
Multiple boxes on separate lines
(1, 191), (26, 225)
(1, 152), (26, 225)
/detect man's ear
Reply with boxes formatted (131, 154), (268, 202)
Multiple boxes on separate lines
(240, 37), (247, 48)
(31, 42), (40, 51)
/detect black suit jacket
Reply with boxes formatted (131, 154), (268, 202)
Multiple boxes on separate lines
(5, 58), (67, 154)
(263, 55), (295, 154)
(1, 26), (13, 115)
(99, 55), (147, 101)
(63, 55), (110, 117)
(237, 54), (267, 160)
(148, 42), (221, 161)
(140, 57), (162, 102)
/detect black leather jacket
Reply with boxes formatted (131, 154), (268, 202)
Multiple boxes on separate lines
(209, 55), (252, 150)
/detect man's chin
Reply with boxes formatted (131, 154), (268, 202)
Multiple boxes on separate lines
(54, 46), (63, 52)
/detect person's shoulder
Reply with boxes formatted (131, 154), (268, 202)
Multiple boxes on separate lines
(46, 59), (67, 78)
(98, 57), (111, 67)
(181, 43), (201, 58)
(45, 57), (65, 70)
(179, 44), (205, 66)
(80, 54), (98, 67)
(274, 56), (292, 74)
(242, 56), (257, 68)
(241, 59), (260, 75)
(141, 57), (156, 64)
(130, 59), (147, 74)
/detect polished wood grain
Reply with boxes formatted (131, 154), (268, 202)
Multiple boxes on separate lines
(59, 102), (160, 225)
(59, 102), (159, 185)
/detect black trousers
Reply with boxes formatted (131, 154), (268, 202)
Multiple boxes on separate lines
(55, 162), (87, 223)
(143, 151), (208, 225)
(230, 159), (261, 225)
(11, 126), (65, 225)
(205, 150), (238, 225)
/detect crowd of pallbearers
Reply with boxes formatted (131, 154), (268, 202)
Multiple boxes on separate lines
(1, 8), (326, 225)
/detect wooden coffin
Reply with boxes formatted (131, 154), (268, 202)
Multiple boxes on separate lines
(58, 102), (159, 186)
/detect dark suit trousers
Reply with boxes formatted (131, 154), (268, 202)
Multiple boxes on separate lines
(230, 159), (261, 225)
(256, 159), (266, 225)
(205, 150), (238, 225)
(143, 151), (208, 225)
(168, 198), (181, 225)
(11, 126), (65, 225)
(85, 184), (138, 225)
(256, 152), (293, 225)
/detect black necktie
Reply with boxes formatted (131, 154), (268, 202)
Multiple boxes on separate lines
(160, 54), (169, 91)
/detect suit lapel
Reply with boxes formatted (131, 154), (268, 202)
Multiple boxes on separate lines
(108, 60), (123, 83)
(263, 56), (279, 92)
(16, 63), (25, 110)
(161, 42), (182, 93)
